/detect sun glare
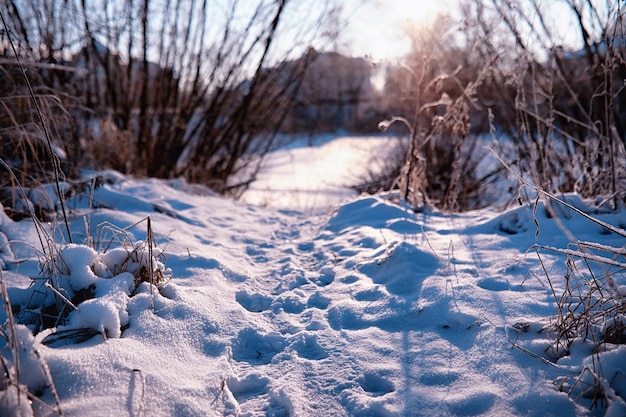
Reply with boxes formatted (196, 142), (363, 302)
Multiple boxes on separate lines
(344, 0), (454, 61)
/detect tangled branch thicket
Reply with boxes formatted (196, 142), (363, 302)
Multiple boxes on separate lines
(475, 0), (626, 205)
(0, 0), (336, 214)
(362, 0), (625, 212)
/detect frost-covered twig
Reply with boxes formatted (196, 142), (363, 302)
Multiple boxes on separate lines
(533, 245), (626, 270)
(486, 146), (626, 239)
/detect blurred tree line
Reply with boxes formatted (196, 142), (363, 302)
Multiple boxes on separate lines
(0, 0), (338, 201)
(1, 0), (624, 213)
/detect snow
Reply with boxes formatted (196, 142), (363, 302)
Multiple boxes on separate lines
(1, 133), (626, 416)
(241, 135), (402, 212)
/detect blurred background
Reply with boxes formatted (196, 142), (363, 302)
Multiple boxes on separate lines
(1, 0), (624, 214)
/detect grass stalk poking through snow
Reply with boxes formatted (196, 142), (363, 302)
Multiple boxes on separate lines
(491, 146), (626, 409)
(1, 266), (66, 416)
(0, 9), (72, 243)
(0, 268), (21, 401)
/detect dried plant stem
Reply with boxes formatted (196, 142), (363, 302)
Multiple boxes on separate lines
(0, 9), (72, 243)
(0, 160), (52, 257)
(33, 349), (65, 416)
(0, 269), (20, 396)
(486, 146), (626, 239)
(534, 245), (626, 270)
(507, 337), (561, 368)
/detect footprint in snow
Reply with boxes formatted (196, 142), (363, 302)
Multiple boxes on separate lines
(236, 290), (272, 313)
(291, 332), (328, 360)
(310, 266), (335, 287)
(418, 369), (461, 386)
(358, 241), (437, 297)
(475, 277), (511, 292)
(297, 241), (314, 252)
(357, 372), (395, 397)
(307, 291), (331, 309)
(447, 391), (497, 416)
(353, 287), (385, 302)
(339, 275), (359, 284)
(245, 245), (269, 263)
(327, 299), (420, 332)
(272, 294), (306, 314)
(226, 373), (270, 403)
(231, 328), (286, 365)
(239, 288), (308, 315)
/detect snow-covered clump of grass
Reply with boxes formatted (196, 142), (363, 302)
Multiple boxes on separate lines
(11, 218), (171, 343)
(0, 197), (171, 415)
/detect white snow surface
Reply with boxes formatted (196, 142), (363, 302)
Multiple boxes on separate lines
(241, 135), (403, 212)
(1, 134), (626, 416)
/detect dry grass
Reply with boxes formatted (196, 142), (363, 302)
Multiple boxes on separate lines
(537, 241), (626, 358)
(93, 216), (172, 291)
(527, 197), (626, 410)
(0, 12), (170, 414)
(1, 269), (65, 416)
(494, 143), (626, 410)
(537, 239), (626, 409)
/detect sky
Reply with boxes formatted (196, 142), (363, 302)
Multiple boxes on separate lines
(341, 0), (456, 61)
(337, 0), (601, 62)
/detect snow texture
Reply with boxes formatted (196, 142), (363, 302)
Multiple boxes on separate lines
(0, 134), (625, 416)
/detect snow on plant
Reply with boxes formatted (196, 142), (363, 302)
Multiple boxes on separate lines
(0, 212), (172, 417)
(491, 147), (626, 411)
(525, 195), (626, 409)
(0, 17), (174, 414)
(1, 266), (63, 416)
(537, 238), (626, 409)
(93, 218), (172, 290)
(12, 216), (172, 341)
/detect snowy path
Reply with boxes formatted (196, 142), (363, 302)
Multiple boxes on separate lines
(3, 139), (625, 415)
(25, 177), (593, 416)
(241, 135), (400, 212)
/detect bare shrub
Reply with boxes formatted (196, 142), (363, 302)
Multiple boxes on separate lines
(502, 161), (626, 410)
(363, 16), (505, 211)
(1, 0), (339, 198)
(0, 57), (76, 199)
(459, 0), (626, 207)
(536, 238), (626, 409)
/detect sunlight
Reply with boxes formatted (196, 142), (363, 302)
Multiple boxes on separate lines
(344, 0), (455, 61)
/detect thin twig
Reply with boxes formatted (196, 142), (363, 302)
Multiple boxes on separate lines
(534, 245), (626, 269)
(0, 10), (73, 243)
(486, 146), (626, 239)
(0, 159), (50, 257)
(507, 337), (561, 368)
(0, 269), (20, 399)
(33, 349), (65, 416)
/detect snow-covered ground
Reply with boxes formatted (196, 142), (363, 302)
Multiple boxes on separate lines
(241, 135), (403, 212)
(1, 134), (626, 416)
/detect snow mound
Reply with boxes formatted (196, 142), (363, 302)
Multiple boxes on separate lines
(1, 170), (625, 415)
